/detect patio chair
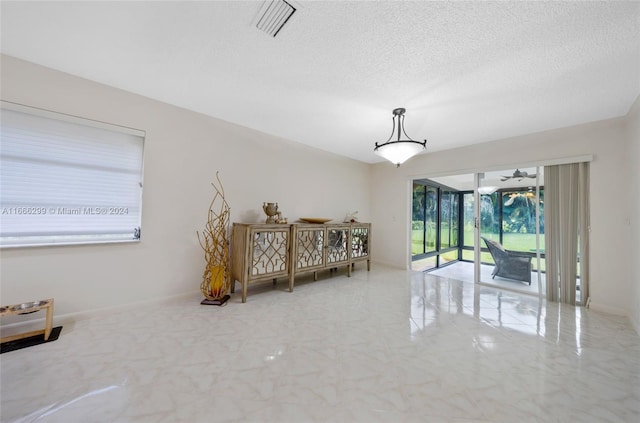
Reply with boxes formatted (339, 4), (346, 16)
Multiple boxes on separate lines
(481, 237), (532, 285)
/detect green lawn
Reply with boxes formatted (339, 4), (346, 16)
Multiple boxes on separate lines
(412, 228), (544, 253)
(412, 227), (546, 271)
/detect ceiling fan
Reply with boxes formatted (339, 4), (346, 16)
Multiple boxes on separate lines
(501, 169), (537, 182)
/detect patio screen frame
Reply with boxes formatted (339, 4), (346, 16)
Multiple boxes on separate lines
(411, 180), (463, 270)
(412, 181), (545, 271)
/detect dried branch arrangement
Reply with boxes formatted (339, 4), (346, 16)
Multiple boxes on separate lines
(197, 172), (231, 301)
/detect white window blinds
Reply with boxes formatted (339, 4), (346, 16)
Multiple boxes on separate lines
(0, 101), (145, 247)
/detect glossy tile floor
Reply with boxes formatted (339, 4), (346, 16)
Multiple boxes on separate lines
(2, 264), (639, 422)
(428, 261), (545, 296)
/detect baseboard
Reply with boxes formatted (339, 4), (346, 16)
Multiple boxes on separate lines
(631, 314), (640, 337)
(588, 301), (629, 317)
(369, 259), (404, 270)
(0, 290), (201, 337)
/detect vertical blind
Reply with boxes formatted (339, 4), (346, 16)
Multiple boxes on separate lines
(544, 162), (590, 305)
(0, 101), (145, 247)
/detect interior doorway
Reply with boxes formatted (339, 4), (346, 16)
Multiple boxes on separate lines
(411, 167), (545, 296)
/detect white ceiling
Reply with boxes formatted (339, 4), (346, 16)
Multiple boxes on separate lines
(428, 167), (543, 191)
(1, 1), (639, 164)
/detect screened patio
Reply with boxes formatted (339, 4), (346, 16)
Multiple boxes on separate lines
(411, 168), (548, 296)
(412, 166), (583, 301)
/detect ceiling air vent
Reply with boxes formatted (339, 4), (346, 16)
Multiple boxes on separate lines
(256, 0), (297, 37)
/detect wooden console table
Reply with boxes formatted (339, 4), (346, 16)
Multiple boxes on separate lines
(0, 298), (54, 343)
(230, 223), (370, 302)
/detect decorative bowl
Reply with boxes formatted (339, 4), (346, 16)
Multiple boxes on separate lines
(299, 218), (332, 224)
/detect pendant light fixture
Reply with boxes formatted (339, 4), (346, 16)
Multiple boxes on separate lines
(374, 108), (427, 167)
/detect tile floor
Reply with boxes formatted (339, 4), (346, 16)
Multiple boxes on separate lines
(1, 264), (639, 422)
(427, 261), (545, 296)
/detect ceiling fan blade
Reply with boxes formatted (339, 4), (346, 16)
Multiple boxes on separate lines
(526, 175), (536, 178)
(500, 177), (510, 181)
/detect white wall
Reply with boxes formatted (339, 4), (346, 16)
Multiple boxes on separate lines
(2, 54), (637, 327)
(0, 55), (372, 323)
(626, 96), (640, 333)
(372, 110), (635, 316)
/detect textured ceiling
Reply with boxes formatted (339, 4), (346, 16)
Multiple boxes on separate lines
(1, 1), (639, 164)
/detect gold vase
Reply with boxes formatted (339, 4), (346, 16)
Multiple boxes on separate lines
(263, 202), (279, 224)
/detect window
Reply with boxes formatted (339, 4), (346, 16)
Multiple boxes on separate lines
(439, 190), (458, 250)
(0, 101), (145, 248)
(412, 183), (437, 257)
(411, 180), (460, 270)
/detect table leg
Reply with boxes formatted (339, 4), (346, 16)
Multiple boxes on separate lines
(44, 300), (53, 340)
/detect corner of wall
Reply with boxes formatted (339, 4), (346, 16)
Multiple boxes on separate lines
(625, 94), (640, 335)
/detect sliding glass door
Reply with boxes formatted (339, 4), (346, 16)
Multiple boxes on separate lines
(414, 168), (545, 296)
(477, 168), (544, 295)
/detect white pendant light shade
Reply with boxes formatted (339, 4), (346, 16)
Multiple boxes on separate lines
(373, 141), (426, 166)
(374, 108), (426, 167)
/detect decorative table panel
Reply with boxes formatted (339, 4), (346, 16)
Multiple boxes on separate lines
(251, 230), (289, 276)
(349, 223), (371, 270)
(326, 226), (350, 266)
(231, 223), (292, 303)
(294, 226), (326, 272)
